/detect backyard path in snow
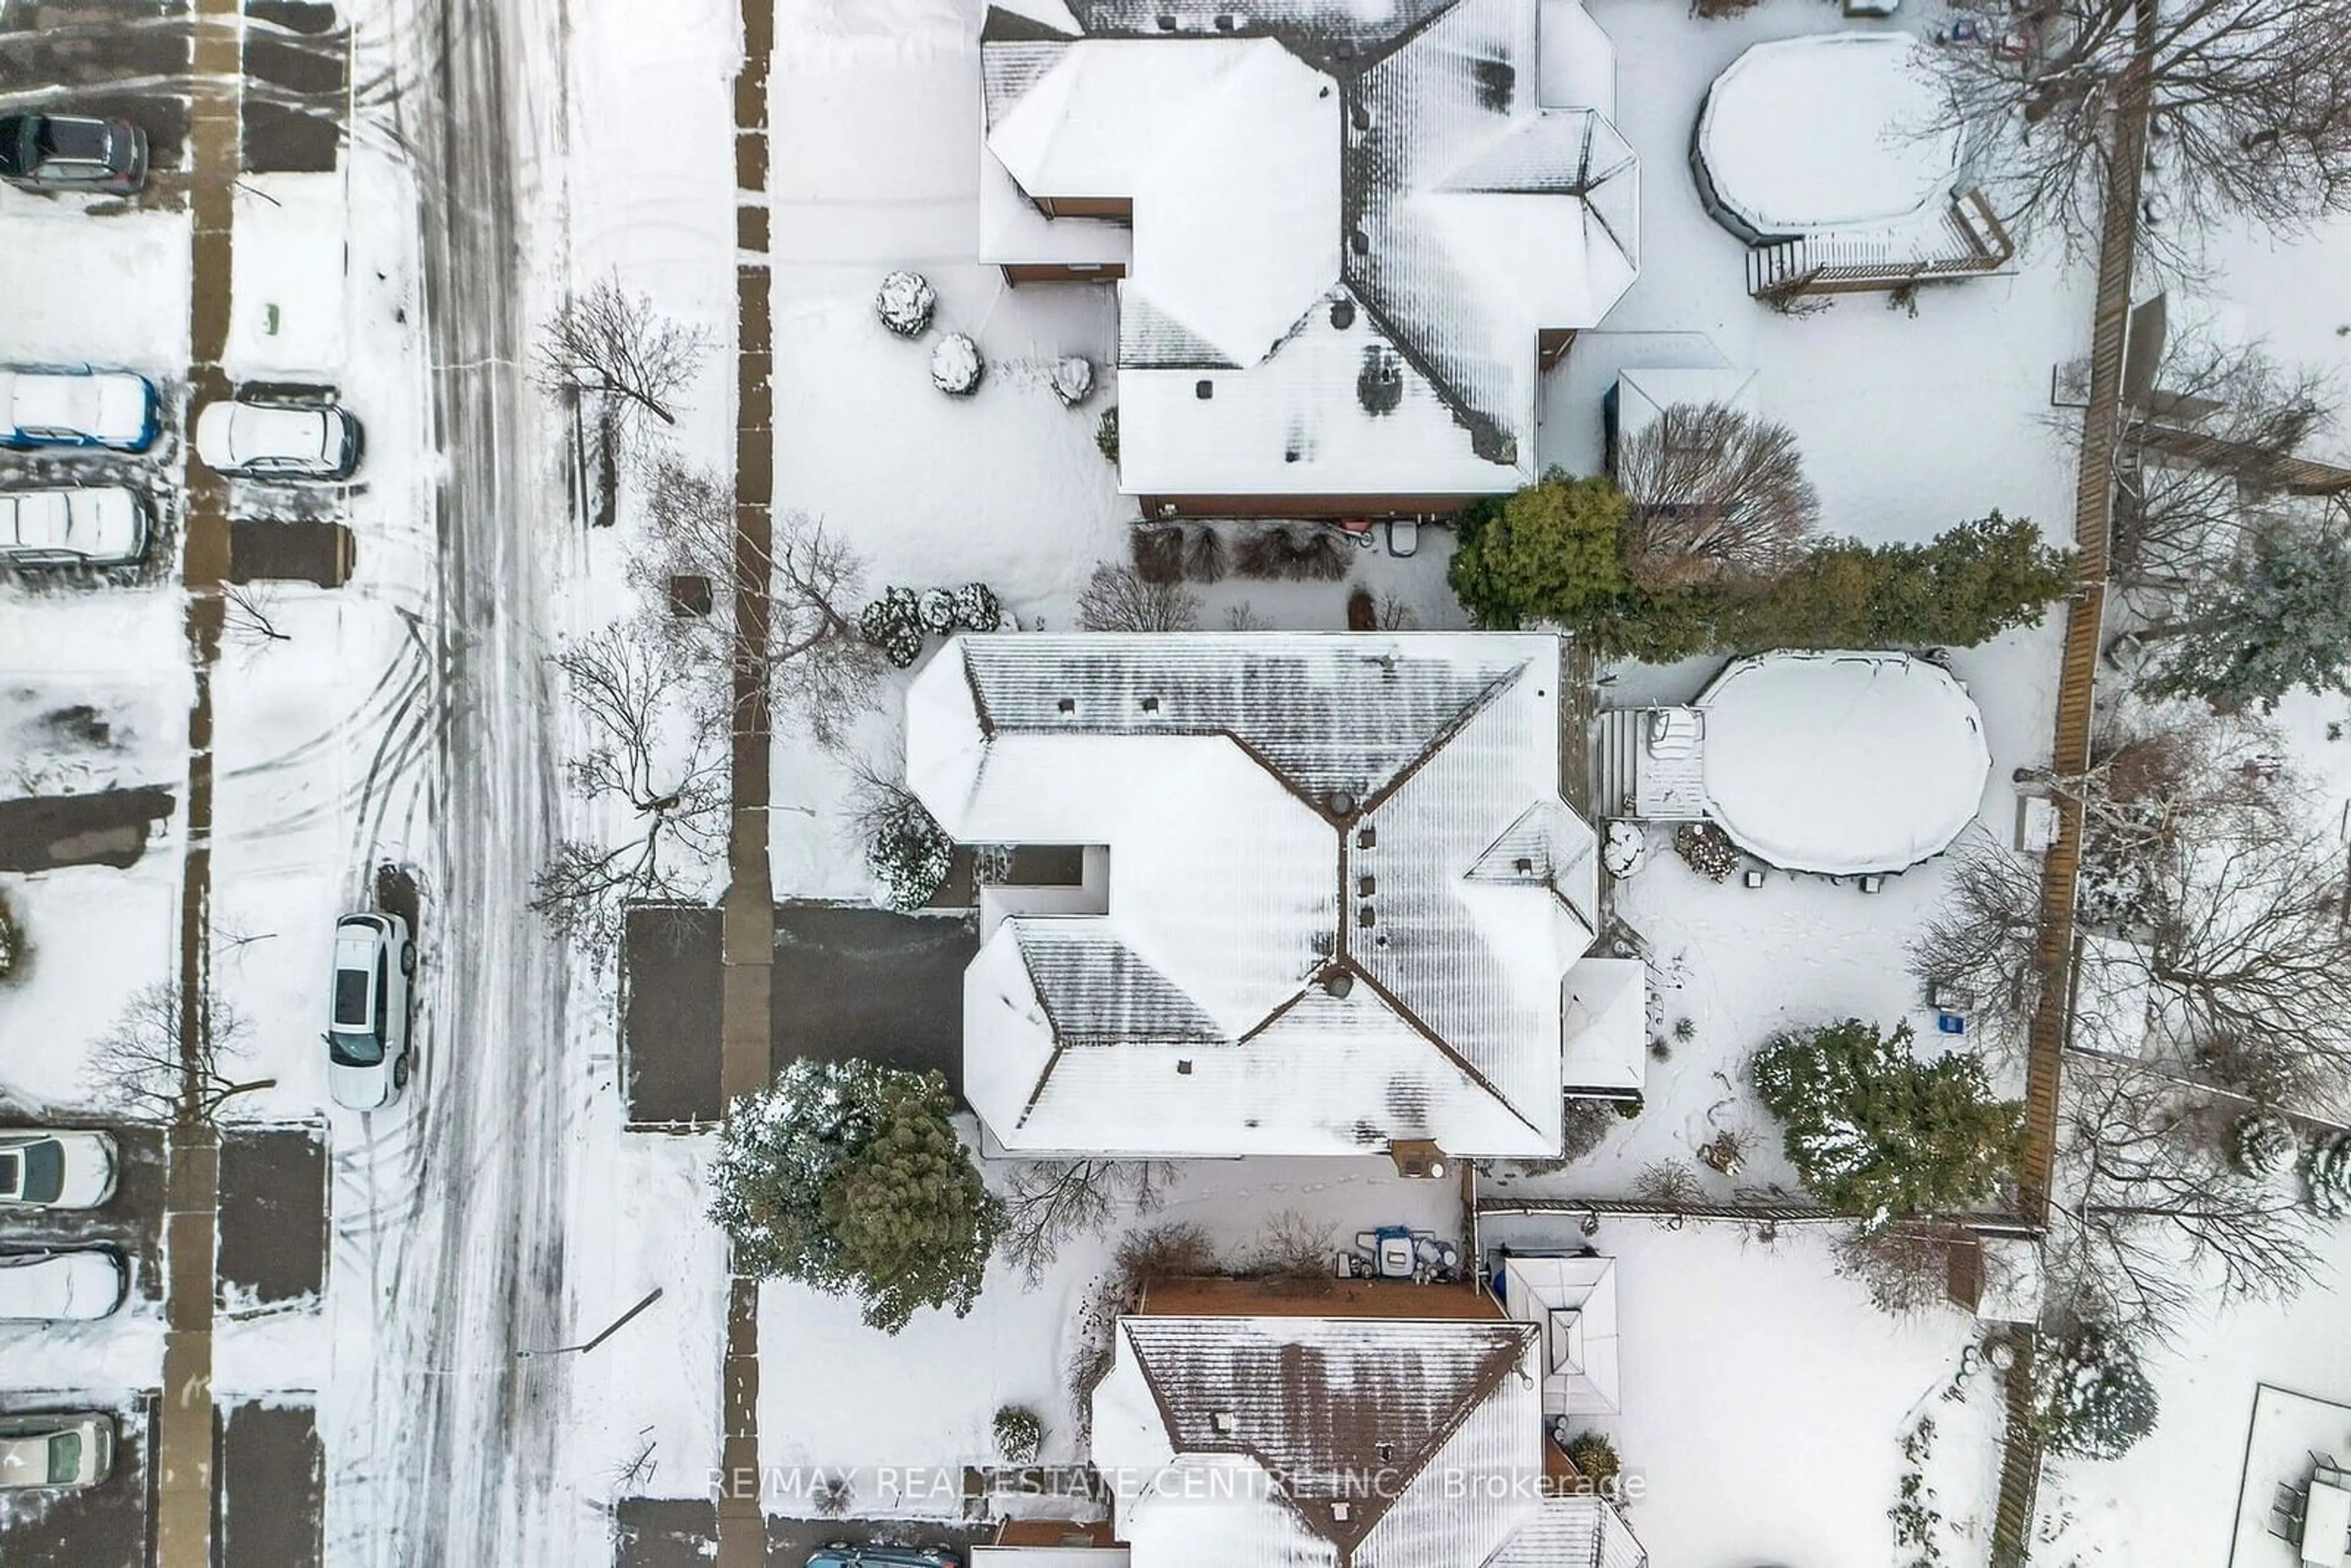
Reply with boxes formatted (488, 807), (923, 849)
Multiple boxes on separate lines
(321, 0), (574, 1562)
(1989, 16), (2158, 1568)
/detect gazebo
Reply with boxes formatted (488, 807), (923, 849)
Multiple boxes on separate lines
(1497, 1253), (1621, 1416)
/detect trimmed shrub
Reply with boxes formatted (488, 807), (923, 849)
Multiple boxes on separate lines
(860, 588), (925, 669)
(1051, 356), (1095, 408)
(993, 1404), (1044, 1465)
(1563, 1432), (1621, 1489)
(1095, 406), (1120, 465)
(0, 889), (21, 983)
(2304, 1130), (2351, 1218)
(951, 582), (1003, 632)
(867, 795), (954, 910)
(1131, 525), (1187, 586)
(917, 587), (957, 636)
(875, 270), (936, 338)
(931, 332), (983, 396)
(1182, 527), (1227, 583)
(2039, 1325), (2159, 1459)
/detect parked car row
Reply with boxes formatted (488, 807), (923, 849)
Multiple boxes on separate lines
(0, 366), (366, 570)
(0, 1130), (129, 1322)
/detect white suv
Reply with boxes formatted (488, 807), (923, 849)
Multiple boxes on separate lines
(0, 1251), (127, 1321)
(324, 912), (414, 1110)
(0, 1130), (118, 1209)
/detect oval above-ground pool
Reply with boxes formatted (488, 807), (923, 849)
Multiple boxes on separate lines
(1695, 650), (1992, 876)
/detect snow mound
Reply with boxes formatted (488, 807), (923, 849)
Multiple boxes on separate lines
(931, 332), (982, 395)
(876, 269), (937, 338)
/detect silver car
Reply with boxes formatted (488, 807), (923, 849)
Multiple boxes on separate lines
(0, 1413), (114, 1490)
(0, 1130), (118, 1209)
(0, 1251), (127, 1321)
(325, 912), (414, 1110)
(0, 485), (149, 569)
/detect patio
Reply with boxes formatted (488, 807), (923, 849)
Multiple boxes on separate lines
(2230, 1386), (2351, 1567)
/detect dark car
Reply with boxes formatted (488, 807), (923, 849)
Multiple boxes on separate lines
(806, 1548), (962, 1568)
(0, 114), (148, 193)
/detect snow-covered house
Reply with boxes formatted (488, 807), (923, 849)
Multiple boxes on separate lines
(1597, 650), (1992, 877)
(1691, 35), (2012, 298)
(1092, 1278), (1647, 1567)
(906, 631), (1607, 1160)
(979, 0), (1640, 516)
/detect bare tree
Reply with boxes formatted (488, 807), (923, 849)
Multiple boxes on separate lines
(534, 278), (713, 523)
(1000, 1158), (1180, 1285)
(1930, 0), (2351, 255)
(534, 277), (711, 430)
(532, 618), (729, 950)
(2113, 334), (2345, 587)
(86, 980), (273, 1125)
(1910, 831), (2053, 1049)
(222, 583), (293, 647)
(2046, 1052), (2320, 1344)
(640, 462), (883, 750)
(1076, 561), (1200, 632)
(1613, 403), (1820, 591)
(1832, 1223), (1963, 1318)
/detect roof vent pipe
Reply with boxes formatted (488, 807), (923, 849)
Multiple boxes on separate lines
(1329, 789), (1357, 817)
(1324, 970), (1354, 1000)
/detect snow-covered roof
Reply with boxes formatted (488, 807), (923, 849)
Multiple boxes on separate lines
(981, 0), (1639, 498)
(1561, 957), (1644, 1095)
(1498, 1253), (1621, 1415)
(1693, 651), (1991, 877)
(1093, 1313), (1537, 1568)
(907, 632), (1599, 1158)
(1694, 35), (1961, 239)
(1610, 365), (1758, 457)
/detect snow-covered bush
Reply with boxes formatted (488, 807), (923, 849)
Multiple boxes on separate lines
(2038, 1325), (2159, 1460)
(1095, 405), (1119, 465)
(917, 587), (957, 636)
(993, 1403), (1044, 1465)
(2303, 1131), (2351, 1218)
(1602, 820), (1648, 879)
(1674, 821), (1740, 881)
(1751, 1018), (2027, 1225)
(0, 889), (22, 983)
(931, 332), (983, 396)
(859, 588), (925, 669)
(867, 794), (955, 912)
(1051, 355), (1095, 408)
(874, 270), (936, 338)
(951, 582), (1003, 632)
(2230, 1109), (2297, 1178)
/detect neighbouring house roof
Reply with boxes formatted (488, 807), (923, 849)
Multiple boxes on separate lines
(980, 0), (1639, 498)
(1693, 650), (1992, 877)
(906, 632), (1598, 1158)
(1092, 1312), (1648, 1568)
(1497, 1253), (1621, 1416)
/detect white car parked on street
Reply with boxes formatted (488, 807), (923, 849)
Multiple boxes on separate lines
(0, 1130), (118, 1209)
(325, 911), (414, 1110)
(193, 397), (362, 479)
(0, 1414), (114, 1490)
(0, 1251), (127, 1321)
(0, 367), (157, 451)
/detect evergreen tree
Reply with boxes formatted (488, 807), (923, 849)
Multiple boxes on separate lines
(2039, 1325), (2159, 1460)
(1750, 1018), (2027, 1225)
(1448, 471), (1630, 629)
(710, 1062), (1005, 1333)
(2137, 508), (2351, 713)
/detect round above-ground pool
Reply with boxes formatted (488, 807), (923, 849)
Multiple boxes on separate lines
(1693, 34), (1962, 242)
(1695, 650), (1990, 876)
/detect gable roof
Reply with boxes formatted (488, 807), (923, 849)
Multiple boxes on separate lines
(907, 632), (1597, 1157)
(980, 0), (1639, 497)
(1091, 1311), (1651, 1568)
